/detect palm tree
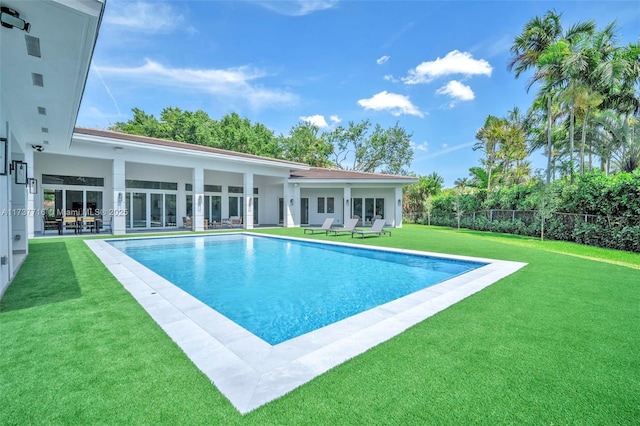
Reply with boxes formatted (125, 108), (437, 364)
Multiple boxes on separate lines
(509, 10), (596, 183)
(474, 115), (505, 189)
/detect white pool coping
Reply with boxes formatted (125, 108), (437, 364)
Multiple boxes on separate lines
(86, 233), (527, 414)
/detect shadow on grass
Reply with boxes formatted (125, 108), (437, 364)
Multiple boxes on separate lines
(0, 242), (81, 312)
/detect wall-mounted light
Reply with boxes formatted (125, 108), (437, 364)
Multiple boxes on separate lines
(197, 195), (203, 212)
(13, 161), (27, 184)
(117, 192), (123, 204)
(346, 199), (349, 206)
(1, 7), (31, 32)
(290, 198), (294, 206)
(397, 199), (402, 207)
(28, 178), (38, 194)
(0, 137), (7, 176)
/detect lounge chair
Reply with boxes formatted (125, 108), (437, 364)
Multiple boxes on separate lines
(351, 219), (391, 239)
(303, 218), (335, 235)
(328, 218), (360, 236)
(229, 216), (243, 228)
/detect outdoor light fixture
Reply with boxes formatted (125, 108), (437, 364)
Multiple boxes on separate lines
(117, 192), (123, 204)
(14, 161), (27, 184)
(1, 7), (30, 32)
(289, 198), (294, 206)
(397, 199), (402, 206)
(0, 137), (7, 175)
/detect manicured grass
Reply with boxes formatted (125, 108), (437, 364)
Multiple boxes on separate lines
(1, 225), (638, 424)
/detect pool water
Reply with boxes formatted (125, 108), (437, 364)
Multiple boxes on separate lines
(109, 234), (485, 344)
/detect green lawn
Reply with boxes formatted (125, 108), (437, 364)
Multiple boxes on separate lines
(1, 225), (638, 424)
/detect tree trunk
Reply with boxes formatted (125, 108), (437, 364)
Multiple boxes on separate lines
(569, 105), (575, 183)
(580, 109), (588, 175)
(546, 95), (553, 184)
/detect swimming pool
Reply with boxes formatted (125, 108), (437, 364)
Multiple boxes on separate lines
(108, 234), (485, 344)
(88, 234), (526, 413)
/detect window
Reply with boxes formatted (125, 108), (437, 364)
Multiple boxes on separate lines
(327, 197), (334, 214)
(43, 174), (104, 186)
(317, 197), (325, 213)
(228, 186), (243, 194)
(204, 184), (222, 193)
(126, 180), (177, 190)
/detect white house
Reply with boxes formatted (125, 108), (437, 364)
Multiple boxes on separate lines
(0, 0), (417, 297)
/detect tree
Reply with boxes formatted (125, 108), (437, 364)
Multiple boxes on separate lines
(474, 115), (503, 189)
(214, 112), (282, 158)
(326, 120), (414, 174)
(280, 122), (334, 167)
(509, 9), (596, 184)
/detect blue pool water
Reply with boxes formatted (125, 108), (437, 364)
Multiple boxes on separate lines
(109, 234), (485, 345)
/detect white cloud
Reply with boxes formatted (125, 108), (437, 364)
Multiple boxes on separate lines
(418, 141), (475, 160)
(442, 143), (449, 148)
(94, 59), (297, 108)
(411, 141), (429, 152)
(300, 114), (342, 128)
(300, 114), (329, 128)
(357, 91), (424, 118)
(403, 50), (492, 84)
(104, 1), (187, 34)
(256, 1), (339, 16)
(376, 55), (390, 65)
(435, 80), (475, 101)
(383, 74), (399, 83)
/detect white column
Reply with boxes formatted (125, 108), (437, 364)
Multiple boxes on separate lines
(112, 158), (126, 235)
(394, 186), (403, 228)
(343, 185), (351, 226)
(243, 172), (253, 229)
(193, 167), (204, 231)
(283, 181), (295, 227)
(25, 150), (35, 239)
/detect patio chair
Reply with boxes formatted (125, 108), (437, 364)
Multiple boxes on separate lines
(351, 219), (391, 239)
(229, 216), (243, 228)
(62, 216), (78, 234)
(328, 218), (360, 236)
(182, 216), (192, 228)
(78, 216), (96, 234)
(303, 218), (335, 235)
(42, 216), (61, 236)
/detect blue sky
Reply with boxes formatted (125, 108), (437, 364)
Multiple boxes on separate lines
(77, 0), (640, 187)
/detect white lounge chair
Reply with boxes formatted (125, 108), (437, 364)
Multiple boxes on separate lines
(328, 218), (360, 236)
(351, 219), (391, 238)
(303, 218), (335, 235)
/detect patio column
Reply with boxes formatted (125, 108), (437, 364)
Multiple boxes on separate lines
(343, 185), (351, 226)
(112, 158), (126, 235)
(283, 181), (295, 227)
(243, 172), (253, 229)
(394, 185), (403, 228)
(193, 167), (204, 231)
(25, 150), (35, 240)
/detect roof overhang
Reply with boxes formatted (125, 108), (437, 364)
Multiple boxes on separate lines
(0, 0), (104, 153)
(72, 128), (310, 171)
(288, 178), (418, 186)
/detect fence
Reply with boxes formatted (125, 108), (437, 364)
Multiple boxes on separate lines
(404, 209), (640, 252)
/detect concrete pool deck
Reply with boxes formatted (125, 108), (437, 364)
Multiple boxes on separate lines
(86, 233), (527, 414)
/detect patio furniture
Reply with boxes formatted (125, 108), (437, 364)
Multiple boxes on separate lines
(78, 216), (96, 233)
(96, 217), (112, 234)
(303, 218), (335, 235)
(328, 218), (360, 236)
(62, 216), (79, 234)
(182, 216), (192, 228)
(351, 219), (391, 239)
(229, 216), (242, 228)
(43, 217), (61, 235)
